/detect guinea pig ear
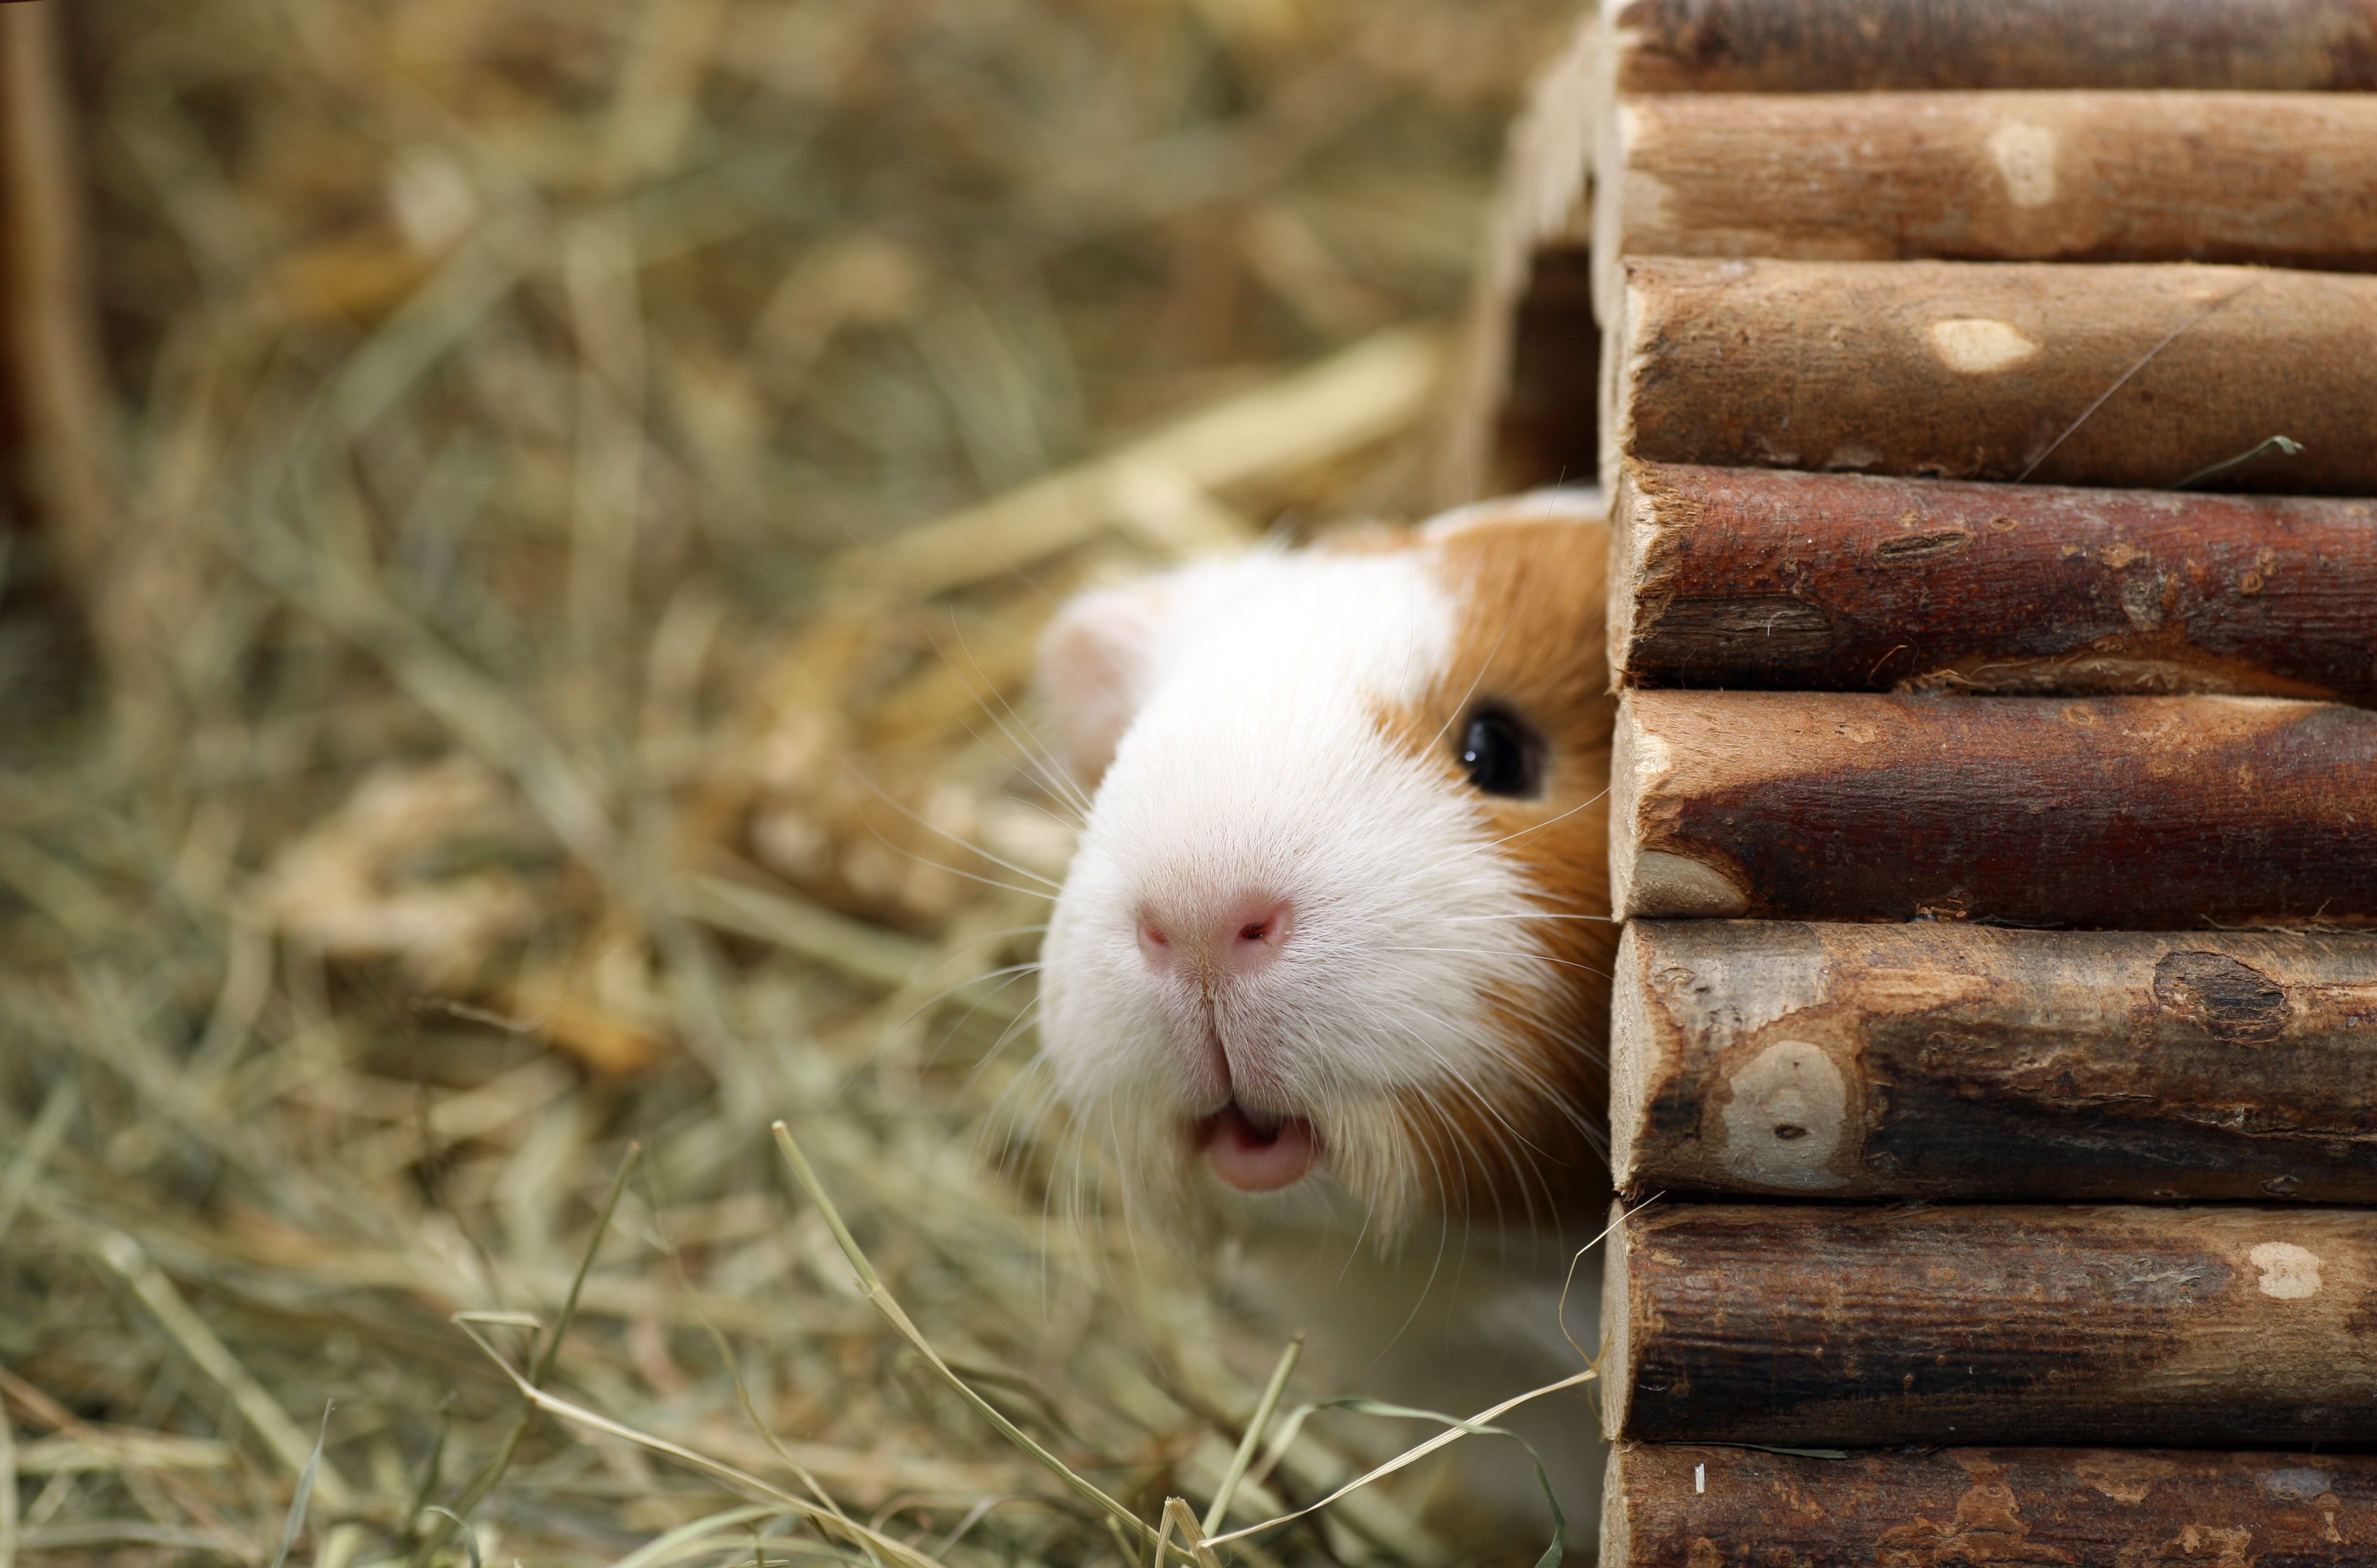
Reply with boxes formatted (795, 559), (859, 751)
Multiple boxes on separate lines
(1036, 578), (1176, 790)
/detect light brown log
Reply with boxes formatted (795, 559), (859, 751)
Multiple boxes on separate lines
(1610, 690), (2377, 927)
(1594, 91), (2377, 314)
(1604, 1442), (2377, 1568)
(1610, 920), (2377, 1202)
(1609, 462), (2377, 703)
(1607, 258), (2377, 493)
(1607, 0), (2377, 93)
(1601, 1202), (2377, 1446)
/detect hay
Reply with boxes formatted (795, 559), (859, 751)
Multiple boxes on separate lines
(1, 1), (1585, 1563)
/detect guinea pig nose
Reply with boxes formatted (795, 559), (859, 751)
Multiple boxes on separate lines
(1219, 895), (1293, 975)
(1136, 917), (1176, 968)
(1136, 895), (1294, 976)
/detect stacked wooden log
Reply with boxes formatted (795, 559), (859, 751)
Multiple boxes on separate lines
(1459, 2), (2377, 1561)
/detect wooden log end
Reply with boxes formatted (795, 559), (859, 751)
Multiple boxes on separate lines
(1606, 922), (1650, 1189)
(1597, 268), (1644, 495)
(1610, 695), (1753, 920)
(1604, 460), (1645, 684)
(1598, 1442), (1630, 1568)
(1599, 1196), (1633, 1443)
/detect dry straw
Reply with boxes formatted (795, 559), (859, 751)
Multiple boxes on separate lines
(1, 0), (1591, 1563)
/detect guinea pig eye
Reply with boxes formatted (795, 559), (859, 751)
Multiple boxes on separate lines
(1456, 706), (1544, 798)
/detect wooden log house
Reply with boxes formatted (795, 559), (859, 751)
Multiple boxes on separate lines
(1446, 1), (2377, 1560)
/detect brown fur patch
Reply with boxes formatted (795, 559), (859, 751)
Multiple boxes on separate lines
(1383, 513), (1618, 1223)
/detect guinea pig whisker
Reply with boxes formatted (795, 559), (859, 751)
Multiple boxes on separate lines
(1386, 1023), (1550, 1216)
(951, 711), (1092, 828)
(921, 616), (1096, 823)
(854, 821), (1061, 904)
(1488, 784), (1612, 847)
(840, 760), (1067, 891)
(1402, 1020), (1553, 1161)
(1485, 1050), (1607, 1149)
(976, 1046), (1066, 1184)
(1441, 911), (1615, 924)
(1435, 1095), (1537, 1231)
(938, 921), (1053, 946)
(1377, 945), (1610, 978)
(941, 619), (1097, 817)
(1421, 613), (1519, 757)
(894, 960), (1045, 1045)
(980, 788), (1084, 844)
(1404, 1003), (1607, 1171)
(956, 994), (1049, 1100)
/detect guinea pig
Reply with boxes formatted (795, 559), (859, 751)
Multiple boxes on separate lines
(1032, 490), (1616, 1229)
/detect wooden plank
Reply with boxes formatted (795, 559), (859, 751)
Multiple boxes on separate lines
(1595, 91), (2377, 312)
(1607, 0), (2377, 93)
(1610, 690), (2377, 926)
(1601, 1202), (2377, 1446)
(1610, 920), (2377, 1202)
(1609, 462), (2377, 702)
(1604, 1442), (2377, 1567)
(1607, 258), (2377, 493)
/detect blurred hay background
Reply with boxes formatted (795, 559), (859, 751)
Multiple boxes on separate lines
(0, 1), (1586, 1563)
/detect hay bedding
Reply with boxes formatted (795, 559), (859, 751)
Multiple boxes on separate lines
(0, 1), (1580, 1564)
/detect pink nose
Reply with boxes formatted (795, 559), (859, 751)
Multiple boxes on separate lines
(1138, 894), (1294, 978)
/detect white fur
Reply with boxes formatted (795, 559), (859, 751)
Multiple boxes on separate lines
(1038, 545), (1553, 1221)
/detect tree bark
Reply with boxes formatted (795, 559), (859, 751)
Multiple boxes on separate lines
(1604, 1442), (2377, 1568)
(1607, 0), (2377, 93)
(1596, 91), (2377, 314)
(1601, 1202), (2377, 1446)
(1610, 690), (2377, 927)
(1609, 462), (2377, 702)
(1610, 920), (2377, 1202)
(1606, 258), (2377, 493)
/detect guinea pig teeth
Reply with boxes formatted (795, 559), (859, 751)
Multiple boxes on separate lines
(1237, 1102), (1282, 1138)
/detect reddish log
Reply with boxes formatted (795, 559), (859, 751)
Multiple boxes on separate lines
(1610, 920), (2377, 1202)
(1607, 258), (2377, 493)
(1610, 690), (2377, 927)
(1609, 462), (2377, 702)
(1602, 1202), (2377, 1446)
(1607, 0), (2377, 93)
(1604, 1443), (2377, 1568)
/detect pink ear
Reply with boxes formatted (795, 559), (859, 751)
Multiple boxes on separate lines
(1037, 579), (1175, 789)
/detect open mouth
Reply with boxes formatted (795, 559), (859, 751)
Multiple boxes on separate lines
(1195, 1101), (1319, 1192)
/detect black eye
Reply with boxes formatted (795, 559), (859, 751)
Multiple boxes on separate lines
(1457, 706), (1543, 797)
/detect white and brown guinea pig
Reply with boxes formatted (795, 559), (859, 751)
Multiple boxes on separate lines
(1033, 490), (1616, 1229)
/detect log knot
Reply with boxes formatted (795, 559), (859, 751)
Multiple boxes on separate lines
(1875, 528), (1976, 566)
(2153, 950), (2292, 1044)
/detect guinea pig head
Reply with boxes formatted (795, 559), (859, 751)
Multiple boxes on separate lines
(1034, 497), (1616, 1228)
